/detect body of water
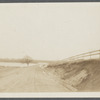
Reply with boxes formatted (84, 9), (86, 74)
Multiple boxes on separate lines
(0, 62), (36, 67)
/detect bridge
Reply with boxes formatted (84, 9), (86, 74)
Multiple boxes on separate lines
(64, 49), (100, 62)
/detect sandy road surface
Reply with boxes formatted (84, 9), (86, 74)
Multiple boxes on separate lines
(0, 65), (70, 92)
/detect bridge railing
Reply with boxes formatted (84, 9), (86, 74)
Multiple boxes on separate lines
(65, 50), (100, 62)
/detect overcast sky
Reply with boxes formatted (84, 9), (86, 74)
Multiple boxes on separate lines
(0, 3), (100, 60)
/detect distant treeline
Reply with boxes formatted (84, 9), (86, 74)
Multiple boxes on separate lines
(0, 58), (34, 63)
(0, 58), (55, 64)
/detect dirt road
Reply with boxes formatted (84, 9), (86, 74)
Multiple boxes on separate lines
(0, 65), (70, 92)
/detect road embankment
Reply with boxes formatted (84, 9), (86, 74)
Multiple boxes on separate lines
(46, 59), (100, 91)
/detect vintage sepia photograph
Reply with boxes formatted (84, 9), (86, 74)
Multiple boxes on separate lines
(0, 3), (100, 95)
